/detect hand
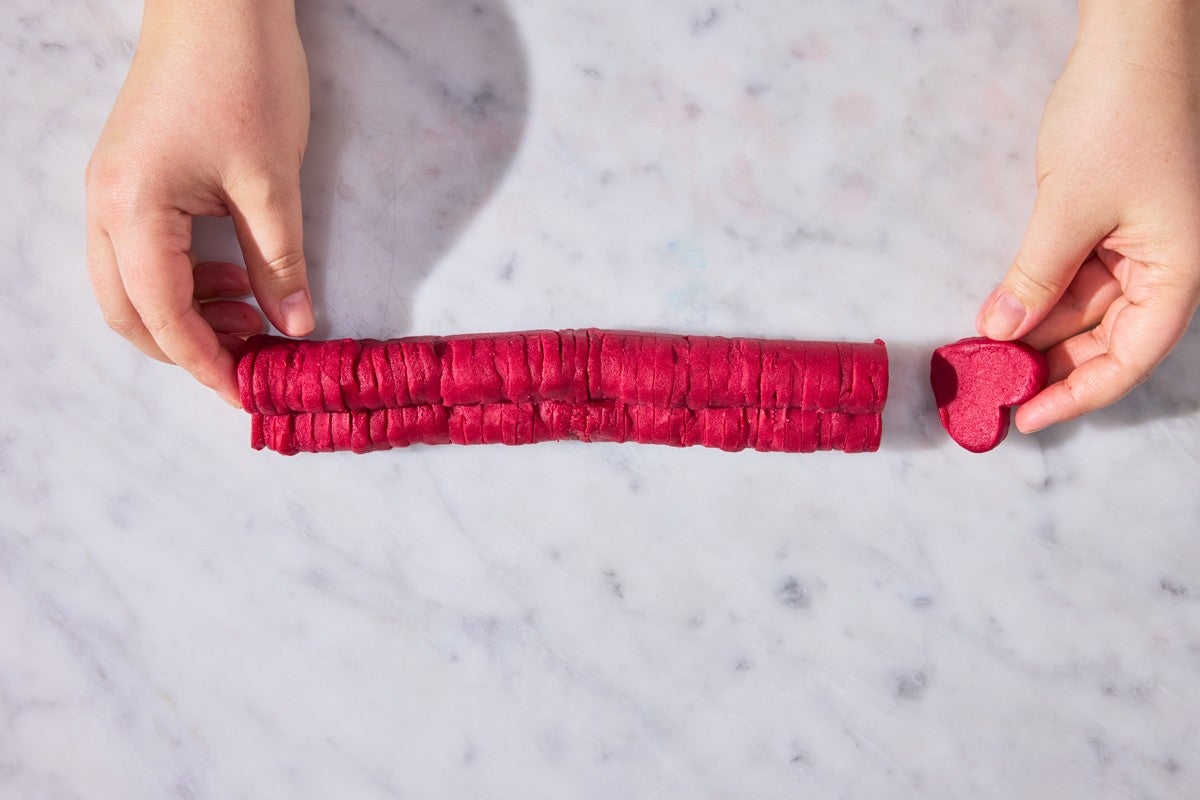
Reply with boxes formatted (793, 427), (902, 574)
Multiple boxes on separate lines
(976, 1), (1200, 433)
(86, 0), (313, 407)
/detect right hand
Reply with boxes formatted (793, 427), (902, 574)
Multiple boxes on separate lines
(975, 1), (1200, 433)
(86, 0), (313, 407)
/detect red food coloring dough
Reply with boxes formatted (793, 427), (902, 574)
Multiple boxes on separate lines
(930, 337), (1048, 453)
(238, 330), (890, 455)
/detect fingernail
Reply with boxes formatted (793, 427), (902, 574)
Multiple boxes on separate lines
(1016, 416), (1047, 435)
(222, 391), (243, 410)
(280, 290), (315, 337)
(980, 290), (1027, 340)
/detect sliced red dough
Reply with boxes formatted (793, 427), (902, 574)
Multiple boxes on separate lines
(495, 334), (533, 402)
(332, 410), (352, 450)
(442, 337), (502, 406)
(585, 329), (604, 400)
(641, 334), (687, 407)
(319, 339), (343, 411)
(564, 329), (590, 403)
(248, 346), (271, 414)
(238, 332), (889, 415)
(356, 340), (382, 409)
(237, 339), (260, 412)
(383, 341), (409, 407)
(594, 329), (631, 404)
(403, 339), (442, 405)
(264, 343), (286, 416)
(370, 342), (396, 410)
(580, 400), (627, 443)
(839, 341), (889, 414)
(253, 403), (886, 455)
(537, 332), (564, 401)
(267, 413), (297, 456)
(368, 409), (389, 450)
(349, 410), (371, 453)
(684, 335), (711, 409)
(486, 402), (534, 445)
(296, 341), (323, 412)
(250, 412), (266, 450)
(702, 336), (735, 407)
(729, 337), (762, 408)
(247, 334), (851, 413)
(450, 405), (481, 445)
(481, 402), (506, 443)
(693, 407), (749, 452)
(292, 410), (313, 452)
(930, 336), (1048, 453)
(238, 330), (890, 454)
(843, 412), (881, 454)
(339, 339), (364, 411)
(416, 404), (451, 444)
(313, 412), (334, 452)
(281, 344), (303, 412)
(812, 343), (842, 411)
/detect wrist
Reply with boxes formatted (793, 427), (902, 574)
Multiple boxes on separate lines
(1078, 0), (1200, 47)
(142, 0), (297, 31)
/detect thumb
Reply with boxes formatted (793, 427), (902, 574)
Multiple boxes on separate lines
(977, 185), (1110, 341)
(228, 173), (315, 337)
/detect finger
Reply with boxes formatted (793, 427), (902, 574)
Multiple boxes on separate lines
(1015, 292), (1193, 433)
(1094, 244), (1142, 288)
(194, 261), (253, 300)
(197, 300), (265, 336)
(227, 172), (315, 337)
(216, 332), (250, 353)
(1021, 257), (1123, 351)
(977, 183), (1112, 341)
(1041, 304), (1126, 383)
(109, 207), (241, 406)
(87, 222), (170, 363)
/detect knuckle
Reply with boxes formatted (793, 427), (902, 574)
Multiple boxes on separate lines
(102, 309), (143, 341)
(86, 168), (144, 222)
(1009, 257), (1067, 300)
(141, 305), (190, 337)
(260, 250), (307, 283)
(230, 168), (299, 207)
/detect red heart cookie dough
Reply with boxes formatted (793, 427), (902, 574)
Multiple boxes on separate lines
(930, 337), (1048, 453)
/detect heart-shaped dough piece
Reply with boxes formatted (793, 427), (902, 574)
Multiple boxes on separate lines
(930, 337), (1048, 453)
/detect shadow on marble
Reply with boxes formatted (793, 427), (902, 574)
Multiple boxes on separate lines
(194, 0), (530, 338)
(881, 340), (943, 452)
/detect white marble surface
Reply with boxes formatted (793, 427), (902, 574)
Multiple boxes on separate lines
(4, 1), (1200, 797)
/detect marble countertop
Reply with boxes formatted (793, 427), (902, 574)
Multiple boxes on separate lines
(4, 0), (1200, 797)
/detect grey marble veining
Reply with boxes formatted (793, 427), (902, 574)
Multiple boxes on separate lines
(2, 1), (1200, 798)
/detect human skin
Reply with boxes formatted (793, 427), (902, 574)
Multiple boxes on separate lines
(86, 0), (312, 407)
(977, 0), (1200, 432)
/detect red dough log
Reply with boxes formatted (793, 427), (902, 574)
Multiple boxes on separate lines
(239, 329), (889, 455)
(238, 329), (888, 415)
(249, 405), (883, 454)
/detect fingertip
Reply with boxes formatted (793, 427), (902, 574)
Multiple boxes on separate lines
(279, 289), (315, 337)
(198, 300), (266, 336)
(1014, 406), (1049, 435)
(977, 288), (1029, 341)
